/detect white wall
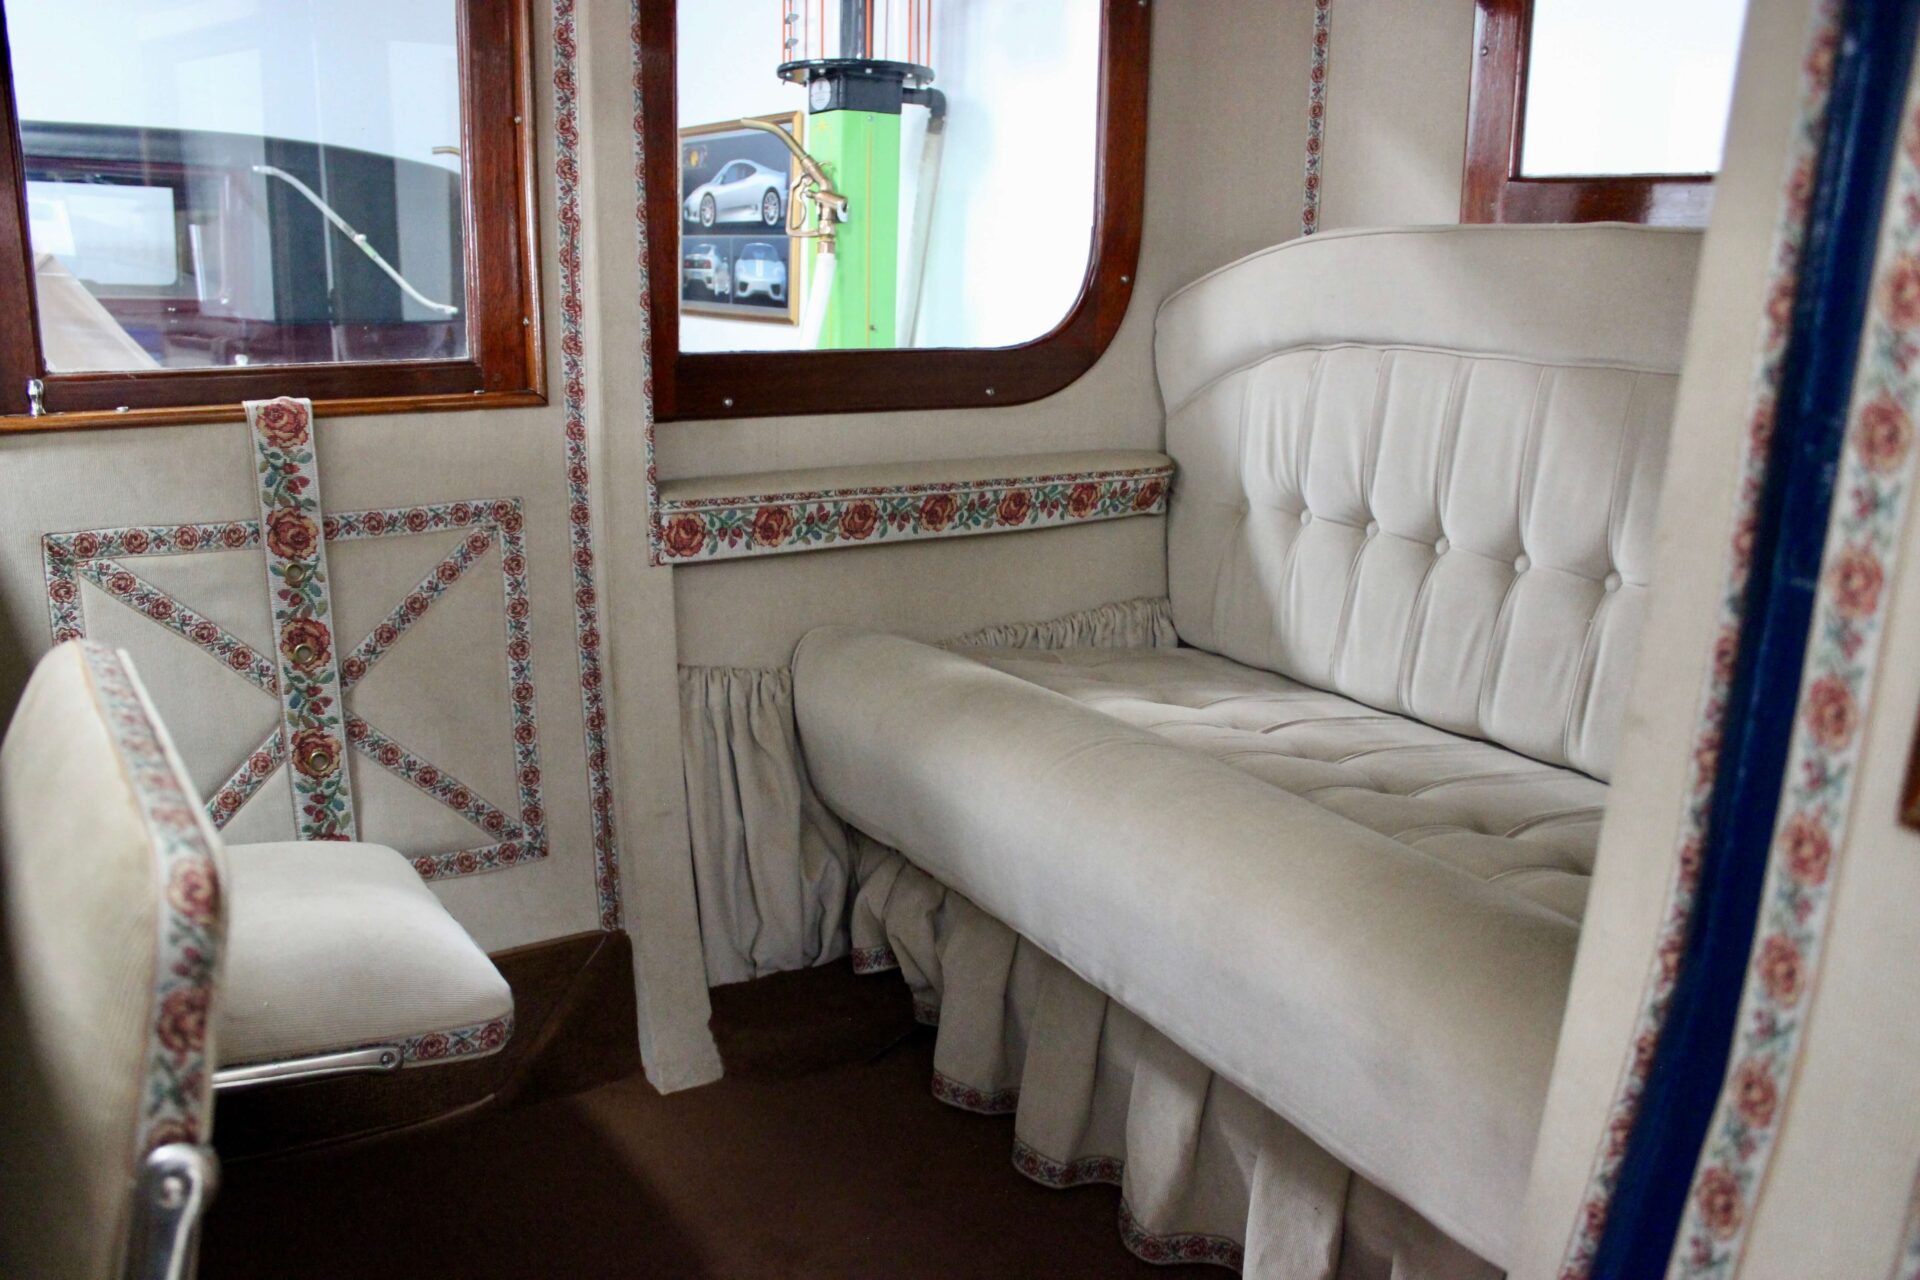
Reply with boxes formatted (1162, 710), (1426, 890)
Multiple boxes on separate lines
(675, 0), (1098, 353)
(7, 0), (461, 174)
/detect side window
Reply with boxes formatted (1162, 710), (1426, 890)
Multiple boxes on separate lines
(1464, 0), (1749, 226)
(0, 0), (541, 425)
(643, 0), (1148, 420)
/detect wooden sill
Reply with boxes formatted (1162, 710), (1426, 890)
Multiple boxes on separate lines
(0, 388), (548, 435)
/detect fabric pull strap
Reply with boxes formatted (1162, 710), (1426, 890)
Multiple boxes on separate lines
(246, 397), (356, 840)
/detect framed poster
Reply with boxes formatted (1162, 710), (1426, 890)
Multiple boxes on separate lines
(680, 112), (803, 325)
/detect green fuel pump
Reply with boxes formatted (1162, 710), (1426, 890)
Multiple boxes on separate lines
(778, 2), (939, 350)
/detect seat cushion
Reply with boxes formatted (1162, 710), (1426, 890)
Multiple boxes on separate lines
(794, 627), (1581, 1267)
(217, 841), (512, 1067)
(964, 645), (1605, 924)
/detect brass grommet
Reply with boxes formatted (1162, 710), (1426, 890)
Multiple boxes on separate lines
(292, 643), (318, 665)
(305, 750), (334, 774)
(284, 563), (310, 587)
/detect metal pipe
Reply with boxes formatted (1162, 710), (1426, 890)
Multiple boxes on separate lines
(251, 164), (460, 317)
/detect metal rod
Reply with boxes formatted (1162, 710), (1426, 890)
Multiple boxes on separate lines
(251, 165), (460, 317)
(212, 1044), (404, 1091)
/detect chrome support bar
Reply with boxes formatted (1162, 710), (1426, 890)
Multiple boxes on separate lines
(125, 1143), (217, 1280)
(212, 1044), (404, 1092)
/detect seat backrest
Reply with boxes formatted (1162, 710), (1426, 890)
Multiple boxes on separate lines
(0, 641), (225, 1280)
(1155, 224), (1702, 781)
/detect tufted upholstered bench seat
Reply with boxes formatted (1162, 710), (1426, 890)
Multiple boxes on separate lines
(793, 225), (1703, 1268)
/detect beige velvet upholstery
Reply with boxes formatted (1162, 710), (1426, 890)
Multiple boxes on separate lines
(796, 628), (1572, 1264)
(793, 226), (1706, 1266)
(966, 645), (1605, 925)
(219, 841), (512, 1067)
(1, 643), (224, 1280)
(1160, 225), (1700, 780)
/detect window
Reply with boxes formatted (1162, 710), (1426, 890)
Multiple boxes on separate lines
(1463, 0), (1749, 226)
(638, 0), (1147, 420)
(0, 0), (540, 426)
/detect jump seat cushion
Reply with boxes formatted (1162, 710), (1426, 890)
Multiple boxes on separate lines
(793, 224), (1703, 1266)
(217, 841), (512, 1067)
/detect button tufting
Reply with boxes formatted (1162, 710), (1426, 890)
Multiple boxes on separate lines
(1299, 510), (1312, 526)
(1434, 536), (1449, 554)
(1513, 554), (1530, 572)
(1604, 572), (1623, 592)
(1365, 520), (1379, 536)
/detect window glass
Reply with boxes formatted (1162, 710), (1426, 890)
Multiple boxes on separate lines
(8, 0), (464, 374)
(676, 0), (1100, 353)
(1521, 0), (1747, 177)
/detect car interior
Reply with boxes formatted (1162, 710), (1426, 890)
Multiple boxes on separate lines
(5, 1), (1920, 1278)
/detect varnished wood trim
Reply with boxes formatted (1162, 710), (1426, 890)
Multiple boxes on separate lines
(0, 0), (544, 427)
(0, 390), (548, 435)
(1901, 724), (1920, 831)
(639, 0), (1150, 422)
(212, 930), (640, 1163)
(1462, 0), (1715, 228)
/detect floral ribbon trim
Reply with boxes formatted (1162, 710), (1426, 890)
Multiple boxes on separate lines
(1119, 1201), (1245, 1272)
(1011, 1139), (1244, 1271)
(1301, 0), (1331, 237)
(79, 642), (224, 1154)
(930, 1070), (1019, 1115)
(556, 0), (624, 931)
(849, 943), (899, 975)
(44, 499), (547, 884)
(401, 1014), (514, 1065)
(1558, 5), (1844, 1274)
(1667, 61), (1920, 1280)
(247, 397), (356, 841)
(1013, 1138), (1123, 1191)
(656, 466), (1173, 562)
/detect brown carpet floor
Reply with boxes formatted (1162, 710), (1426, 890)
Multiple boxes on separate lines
(200, 964), (1215, 1278)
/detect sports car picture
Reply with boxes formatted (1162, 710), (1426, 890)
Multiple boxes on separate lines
(683, 159), (787, 229)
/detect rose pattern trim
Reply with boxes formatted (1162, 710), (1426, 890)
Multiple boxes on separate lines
(930, 1069), (1018, 1115)
(558, 0), (624, 930)
(1013, 1138), (1124, 1191)
(1119, 1200), (1245, 1273)
(71, 560), (278, 693)
(247, 397), (356, 841)
(655, 465), (1175, 563)
(1301, 0), (1331, 237)
(1666, 71), (1920, 1280)
(1558, 5), (1844, 1274)
(400, 1014), (513, 1065)
(41, 498), (548, 884)
(75, 642), (224, 1154)
(1013, 1139), (1244, 1273)
(849, 943), (899, 975)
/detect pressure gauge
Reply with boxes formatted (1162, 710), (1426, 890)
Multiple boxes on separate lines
(810, 77), (833, 112)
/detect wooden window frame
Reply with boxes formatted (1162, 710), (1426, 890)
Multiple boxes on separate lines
(636, 0), (1149, 423)
(1463, 0), (1715, 227)
(0, 0), (544, 432)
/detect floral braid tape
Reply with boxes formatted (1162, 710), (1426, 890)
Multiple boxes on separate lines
(246, 398), (356, 840)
